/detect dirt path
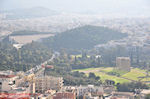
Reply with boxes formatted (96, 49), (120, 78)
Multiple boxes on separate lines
(80, 69), (101, 74)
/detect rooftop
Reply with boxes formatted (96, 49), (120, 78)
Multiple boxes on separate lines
(0, 74), (16, 78)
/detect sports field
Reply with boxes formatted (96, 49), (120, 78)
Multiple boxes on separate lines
(73, 67), (149, 84)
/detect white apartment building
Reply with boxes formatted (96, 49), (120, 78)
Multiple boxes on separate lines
(0, 74), (18, 92)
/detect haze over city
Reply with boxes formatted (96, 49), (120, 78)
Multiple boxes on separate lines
(0, 0), (150, 99)
(1, 0), (150, 16)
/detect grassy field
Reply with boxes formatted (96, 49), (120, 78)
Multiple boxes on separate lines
(95, 72), (129, 84)
(122, 68), (146, 81)
(73, 67), (149, 84)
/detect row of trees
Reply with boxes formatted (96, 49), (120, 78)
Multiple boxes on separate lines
(48, 50), (104, 70)
(46, 44), (146, 70)
(116, 82), (149, 92)
(45, 66), (102, 86)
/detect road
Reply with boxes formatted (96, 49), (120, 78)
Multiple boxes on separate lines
(25, 51), (59, 76)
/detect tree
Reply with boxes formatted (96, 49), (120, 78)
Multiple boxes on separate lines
(89, 72), (96, 79)
(145, 94), (150, 99)
(95, 76), (100, 80)
(116, 82), (149, 92)
(82, 51), (87, 59)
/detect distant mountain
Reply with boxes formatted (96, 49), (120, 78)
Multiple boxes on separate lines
(42, 25), (128, 50)
(0, 7), (60, 19)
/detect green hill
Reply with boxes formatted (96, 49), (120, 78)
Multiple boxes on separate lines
(43, 25), (127, 50)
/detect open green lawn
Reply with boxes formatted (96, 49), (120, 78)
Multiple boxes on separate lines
(98, 67), (113, 72)
(121, 68), (146, 81)
(73, 67), (149, 84)
(73, 67), (99, 72)
(95, 72), (130, 84)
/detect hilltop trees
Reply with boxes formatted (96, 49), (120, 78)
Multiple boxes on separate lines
(42, 25), (127, 50)
(0, 41), (52, 71)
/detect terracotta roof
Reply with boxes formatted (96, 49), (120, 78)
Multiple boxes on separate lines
(46, 65), (54, 69)
(0, 74), (16, 78)
(42, 65), (54, 69)
(53, 92), (75, 99)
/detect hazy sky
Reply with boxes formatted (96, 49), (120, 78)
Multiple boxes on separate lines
(0, 0), (150, 14)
